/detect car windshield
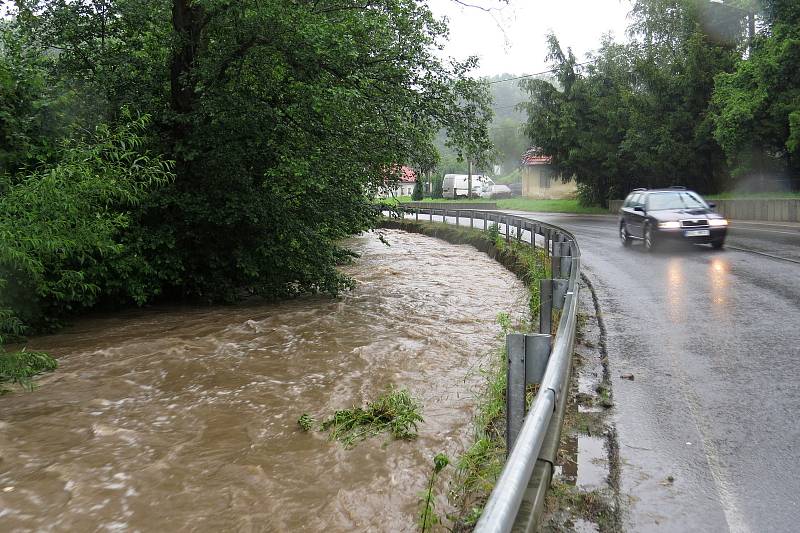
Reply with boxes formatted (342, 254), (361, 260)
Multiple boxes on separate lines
(647, 192), (707, 210)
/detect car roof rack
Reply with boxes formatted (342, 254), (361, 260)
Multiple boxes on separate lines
(668, 185), (687, 190)
(632, 187), (647, 192)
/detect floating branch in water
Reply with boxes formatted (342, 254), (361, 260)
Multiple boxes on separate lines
(315, 387), (424, 448)
(0, 349), (57, 391)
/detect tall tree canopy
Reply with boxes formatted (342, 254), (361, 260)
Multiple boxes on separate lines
(0, 1), (492, 338)
(520, 0), (798, 206)
(710, 0), (800, 186)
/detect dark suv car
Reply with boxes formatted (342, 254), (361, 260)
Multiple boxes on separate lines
(619, 187), (728, 251)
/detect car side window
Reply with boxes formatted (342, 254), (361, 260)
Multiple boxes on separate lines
(629, 193), (641, 208)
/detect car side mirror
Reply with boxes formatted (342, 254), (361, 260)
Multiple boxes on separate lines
(633, 206), (644, 212)
(707, 202), (716, 209)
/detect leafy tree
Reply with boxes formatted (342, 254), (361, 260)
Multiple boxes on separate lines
(0, 110), (173, 337)
(521, 1), (743, 206)
(0, 23), (63, 176)
(5, 0), (493, 312)
(711, 0), (800, 187)
(411, 179), (424, 201)
(431, 174), (444, 198)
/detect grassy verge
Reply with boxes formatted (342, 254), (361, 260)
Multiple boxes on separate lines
(394, 196), (495, 204)
(378, 218), (551, 529)
(390, 197), (608, 214)
(495, 198), (608, 214)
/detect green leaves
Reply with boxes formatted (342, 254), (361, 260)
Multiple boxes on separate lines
(317, 387), (424, 448)
(0, 111), (174, 337)
(710, 13), (800, 179)
(0, 349), (57, 391)
(3, 1), (494, 328)
(522, 2), (744, 206)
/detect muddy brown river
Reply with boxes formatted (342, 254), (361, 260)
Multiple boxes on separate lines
(0, 229), (528, 532)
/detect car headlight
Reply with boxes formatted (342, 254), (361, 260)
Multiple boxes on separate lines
(658, 221), (681, 229)
(709, 218), (728, 227)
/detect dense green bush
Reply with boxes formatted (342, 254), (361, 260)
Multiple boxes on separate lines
(0, 110), (173, 337)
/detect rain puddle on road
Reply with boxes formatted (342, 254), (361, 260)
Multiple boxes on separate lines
(0, 229), (528, 532)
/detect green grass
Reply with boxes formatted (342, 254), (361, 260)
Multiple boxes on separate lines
(394, 196), (608, 214)
(395, 196), (494, 204)
(495, 198), (608, 214)
(418, 452), (450, 532)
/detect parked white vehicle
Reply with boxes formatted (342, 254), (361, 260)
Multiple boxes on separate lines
(442, 174), (495, 199)
(490, 184), (512, 199)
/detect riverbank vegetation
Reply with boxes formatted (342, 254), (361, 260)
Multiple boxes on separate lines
(0, 2), (492, 363)
(0, 349), (57, 392)
(521, 0), (800, 206)
(391, 197), (608, 215)
(419, 453), (451, 532)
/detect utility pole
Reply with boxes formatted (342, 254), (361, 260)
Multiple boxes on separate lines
(467, 159), (473, 200)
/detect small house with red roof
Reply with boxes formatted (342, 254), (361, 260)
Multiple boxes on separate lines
(378, 166), (417, 198)
(520, 148), (577, 199)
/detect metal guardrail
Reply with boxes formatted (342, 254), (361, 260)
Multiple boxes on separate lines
(382, 205), (581, 532)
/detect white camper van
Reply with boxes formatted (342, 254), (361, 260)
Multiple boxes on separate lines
(442, 174), (495, 199)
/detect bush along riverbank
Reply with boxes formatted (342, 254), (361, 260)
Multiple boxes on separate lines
(378, 218), (551, 529)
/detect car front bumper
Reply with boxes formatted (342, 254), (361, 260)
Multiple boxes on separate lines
(656, 226), (727, 243)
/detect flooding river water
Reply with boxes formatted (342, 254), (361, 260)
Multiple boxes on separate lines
(0, 229), (528, 532)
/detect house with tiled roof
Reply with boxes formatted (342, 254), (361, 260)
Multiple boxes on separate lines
(377, 166), (417, 198)
(520, 148), (577, 199)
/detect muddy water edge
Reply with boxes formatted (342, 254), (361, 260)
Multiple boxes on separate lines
(0, 229), (529, 532)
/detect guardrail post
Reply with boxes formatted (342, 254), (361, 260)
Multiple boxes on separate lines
(560, 242), (572, 278)
(551, 279), (568, 309)
(544, 230), (551, 257)
(415, 208), (419, 222)
(505, 216), (510, 242)
(539, 279), (553, 335)
(506, 333), (526, 454)
(455, 209), (460, 227)
(525, 333), (552, 386)
(429, 208), (433, 222)
(551, 252), (561, 279)
(483, 211), (487, 231)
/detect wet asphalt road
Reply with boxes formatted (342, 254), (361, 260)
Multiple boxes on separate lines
(506, 211), (800, 532)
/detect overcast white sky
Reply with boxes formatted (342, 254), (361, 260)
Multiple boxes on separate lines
(428, 0), (633, 78)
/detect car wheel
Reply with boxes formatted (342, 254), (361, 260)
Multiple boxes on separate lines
(711, 239), (724, 250)
(644, 224), (657, 252)
(620, 223), (631, 247)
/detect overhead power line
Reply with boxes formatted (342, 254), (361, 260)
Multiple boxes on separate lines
(486, 60), (597, 84)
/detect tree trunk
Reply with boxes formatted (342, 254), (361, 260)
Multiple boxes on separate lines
(170, 0), (204, 116)
(170, 0), (205, 187)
